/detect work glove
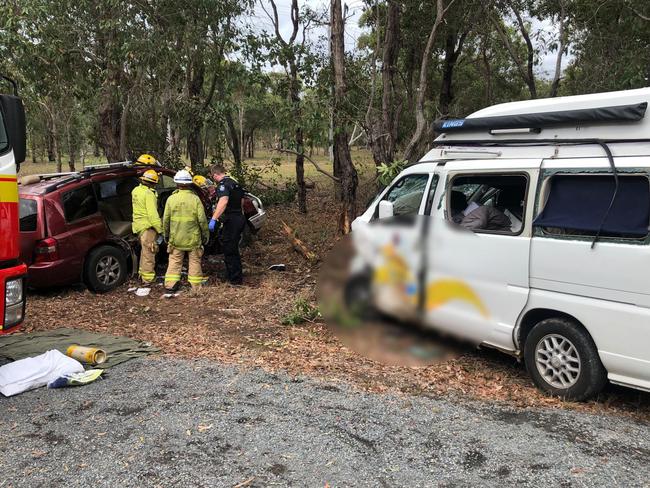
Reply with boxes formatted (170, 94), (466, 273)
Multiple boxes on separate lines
(209, 218), (218, 232)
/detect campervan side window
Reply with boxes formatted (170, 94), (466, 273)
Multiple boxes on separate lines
(534, 174), (650, 240)
(446, 174), (528, 235)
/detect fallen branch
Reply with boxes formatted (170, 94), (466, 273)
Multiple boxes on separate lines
(281, 221), (318, 263)
(273, 148), (340, 182)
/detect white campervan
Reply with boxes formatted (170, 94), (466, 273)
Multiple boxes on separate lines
(350, 88), (650, 400)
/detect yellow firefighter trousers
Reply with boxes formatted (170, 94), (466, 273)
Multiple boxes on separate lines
(139, 228), (159, 284)
(164, 246), (204, 290)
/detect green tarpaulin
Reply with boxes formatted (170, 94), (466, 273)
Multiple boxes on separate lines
(0, 328), (159, 368)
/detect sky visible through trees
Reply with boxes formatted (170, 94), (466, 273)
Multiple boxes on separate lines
(1, 0), (649, 226)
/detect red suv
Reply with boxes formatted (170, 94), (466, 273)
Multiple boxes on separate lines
(18, 163), (266, 292)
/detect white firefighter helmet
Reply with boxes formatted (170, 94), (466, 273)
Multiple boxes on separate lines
(173, 169), (193, 185)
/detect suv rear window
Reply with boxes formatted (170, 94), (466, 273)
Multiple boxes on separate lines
(62, 185), (98, 222)
(19, 198), (37, 232)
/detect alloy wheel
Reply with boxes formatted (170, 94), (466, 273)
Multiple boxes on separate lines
(535, 333), (582, 389)
(96, 256), (120, 286)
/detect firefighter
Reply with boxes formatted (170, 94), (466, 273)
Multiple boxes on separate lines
(132, 169), (162, 286)
(163, 169), (209, 293)
(134, 153), (160, 166)
(209, 164), (245, 285)
(193, 174), (207, 188)
(193, 174), (217, 201)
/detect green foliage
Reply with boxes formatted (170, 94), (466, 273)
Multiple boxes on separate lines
(4, 0), (650, 182)
(225, 155), (297, 205)
(281, 298), (321, 326)
(258, 182), (298, 206)
(377, 160), (407, 186)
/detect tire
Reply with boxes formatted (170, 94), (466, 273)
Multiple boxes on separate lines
(523, 317), (607, 401)
(84, 245), (128, 293)
(344, 273), (375, 319)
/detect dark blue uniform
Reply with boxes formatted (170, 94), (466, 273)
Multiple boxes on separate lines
(217, 176), (245, 284)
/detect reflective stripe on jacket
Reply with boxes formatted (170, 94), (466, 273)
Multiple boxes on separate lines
(132, 184), (162, 234)
(163, 189), (209, 251)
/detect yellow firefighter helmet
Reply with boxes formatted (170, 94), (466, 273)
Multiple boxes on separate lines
(135, 154), (158, 166)
(193, 175), (208, 188)
(140, 170), (159, 184)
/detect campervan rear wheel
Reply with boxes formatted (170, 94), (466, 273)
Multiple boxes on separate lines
(524, 317), (607, 401)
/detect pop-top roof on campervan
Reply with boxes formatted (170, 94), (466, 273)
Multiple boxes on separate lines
(422, 88), (650, 162)
(421, 88), (650, 162)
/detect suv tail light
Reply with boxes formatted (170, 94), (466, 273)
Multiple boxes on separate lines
(34, 237), (59, 263)
(242, 197), (257, 216)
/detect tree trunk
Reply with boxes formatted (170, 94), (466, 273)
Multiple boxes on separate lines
(238, 104), (245, 163)
(481, 40), (493, 105)
(549, 0), (567, 98)
(295, 126), (306, 213)
(289, 61), (308, 213)
(439, 30), (468, 119)
(402, 0), (448, 163)
(119, 92), (130, 160)
(67, 125), (76, 172)
(98, 68), (122, 163)
(331, 0), (358, 234)
(55, 133), (62, 173)
(30, 130), (39, 164)
(49, 115), (61, 172)
(186, 46), (206, 171)
(47, 124), (56, 162)
(187, 124), (204, 171)
(248, 130), (255, 158)
(511, 6), (537, 99)
(381, 0), (400, 163)
(225, 111), (242, 174)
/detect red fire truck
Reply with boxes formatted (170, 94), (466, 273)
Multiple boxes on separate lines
(0, 75), (27, 332)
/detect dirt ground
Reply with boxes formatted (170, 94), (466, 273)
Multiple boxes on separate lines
(22, 187), (650, 420)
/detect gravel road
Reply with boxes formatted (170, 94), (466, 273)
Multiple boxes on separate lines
(0, 357), (648, 487)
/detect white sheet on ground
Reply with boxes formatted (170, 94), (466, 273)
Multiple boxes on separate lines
(0, 349), (84, 397)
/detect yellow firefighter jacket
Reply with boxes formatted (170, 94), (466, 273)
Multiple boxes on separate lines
(163, 189), (209, 251)
(132, 184), (162, 234)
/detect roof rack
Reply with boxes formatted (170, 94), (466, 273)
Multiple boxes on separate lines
(435, 102), (647, 135)
(434, 88), (650, 145)
(81, 160), (133, 172)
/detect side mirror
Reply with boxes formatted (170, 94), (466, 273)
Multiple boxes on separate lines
(0, 94), (27, 168)
(378, 200), (394, 219)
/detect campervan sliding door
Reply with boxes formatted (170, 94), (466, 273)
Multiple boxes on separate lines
(424, 160), (542, 349)
(530, 161), (650, 387)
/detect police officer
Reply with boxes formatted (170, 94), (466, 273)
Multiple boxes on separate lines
(209, 165), (245, 285)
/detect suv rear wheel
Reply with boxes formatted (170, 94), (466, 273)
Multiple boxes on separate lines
(523, 317), (607, 401)
(84, 245), (127, 293)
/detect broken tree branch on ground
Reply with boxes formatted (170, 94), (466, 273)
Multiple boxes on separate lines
(281, 221), (318, 263)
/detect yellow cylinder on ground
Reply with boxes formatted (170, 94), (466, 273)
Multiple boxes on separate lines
(66, 345), (107, 365)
